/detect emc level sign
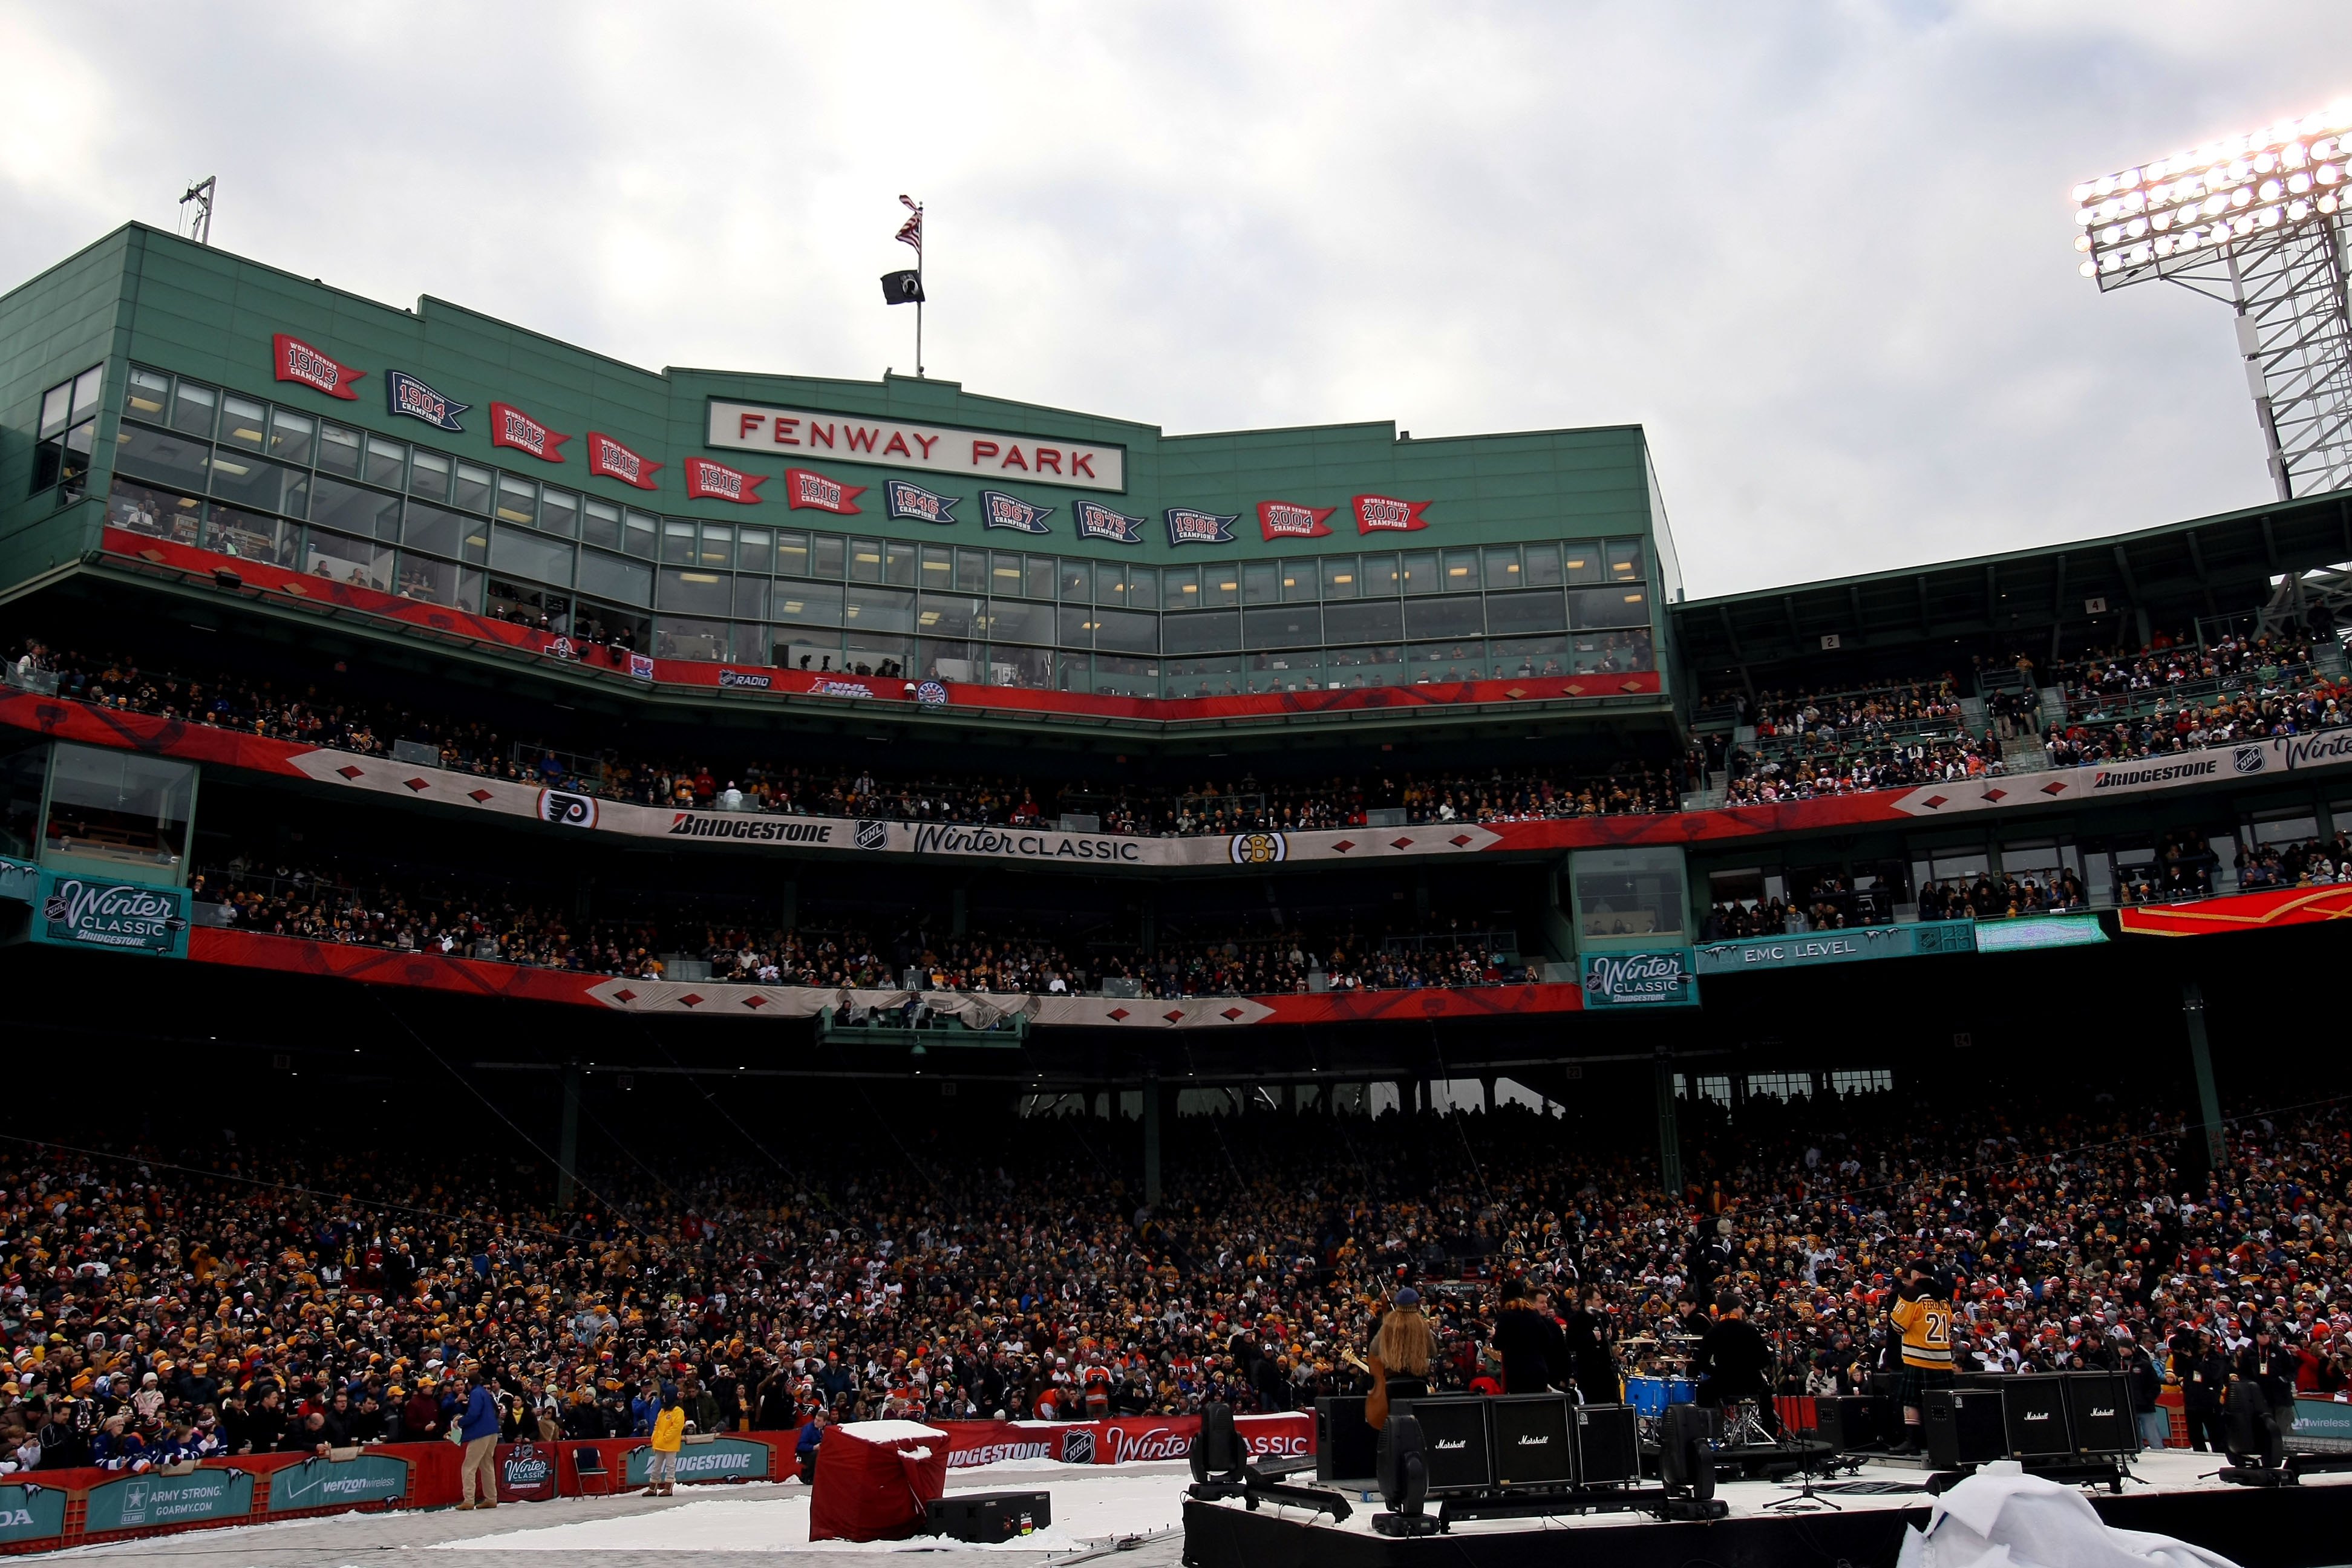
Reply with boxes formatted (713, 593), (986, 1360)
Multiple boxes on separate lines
(707, 400), (1126, 492)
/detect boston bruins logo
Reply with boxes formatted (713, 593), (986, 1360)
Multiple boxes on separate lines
(1229, 831), (1287, 866)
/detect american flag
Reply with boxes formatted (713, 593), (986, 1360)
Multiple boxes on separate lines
(895, 195), (923, 255)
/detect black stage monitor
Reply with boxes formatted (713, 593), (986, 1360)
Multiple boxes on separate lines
(2065, 1371), (2137, 1455)
(1573, 1402), (1641, 1486)
(1316, 1396), (1377, 1483)
(1402, 1397), (1494, 1494)
(2001, 1374), (2074, 1460)
(1925, 1387), (2007, 1470)
(1813, 1394), (1876, 1452)
(927, 1491), (1050, 1543)
(1489, 1394), (1574, 1488)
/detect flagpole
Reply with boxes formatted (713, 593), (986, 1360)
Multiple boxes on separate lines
(915, 204), (925, 378)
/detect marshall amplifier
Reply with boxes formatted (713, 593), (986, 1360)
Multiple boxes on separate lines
(1812, 1394), (1878, 1452)
(1924, 1388), (2007, 1470)
(2001, 1374), (2075, 1460)
(1316, 1396), (1377, 1483)
(1401, 1396), (1494, 1494)
(1489, 1394), (1574, 1488)
(1572, 1402), (1641, 1485)
(927, 1491), (1051, 1543)
(2065, 1370), (2138, 1455)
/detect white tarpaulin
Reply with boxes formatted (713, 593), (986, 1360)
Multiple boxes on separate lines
(1895, 1466), (2238, 1568)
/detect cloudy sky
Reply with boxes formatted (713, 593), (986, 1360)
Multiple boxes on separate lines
(5, 2), (2348, 598)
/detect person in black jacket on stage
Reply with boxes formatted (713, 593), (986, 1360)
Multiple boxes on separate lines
(1492, 1278), (1569, 1394)
(1560, 1284), (1621, 1406)
(1691, 1293), (1780, 1436)
(2175, 1329), (2227, 1452)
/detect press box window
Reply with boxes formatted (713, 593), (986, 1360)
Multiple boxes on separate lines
(42, 741), (197, 874)
(33, 365), (103, 498)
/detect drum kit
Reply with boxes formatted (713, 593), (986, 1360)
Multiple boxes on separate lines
(1620, 1330), (1700, 1449)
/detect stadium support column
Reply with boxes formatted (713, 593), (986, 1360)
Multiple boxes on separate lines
(557, 1063), (583, 1210)
(1653, 1047), (1683, 1195)
(2182, 981), (2225, 1168)
(1143, 1063), (1163, 1209)
(781, 880), (797, 933)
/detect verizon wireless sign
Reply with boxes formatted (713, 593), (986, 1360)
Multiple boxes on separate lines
(708, 400), (1126, 492)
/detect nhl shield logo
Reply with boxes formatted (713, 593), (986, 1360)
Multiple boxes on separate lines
(1059, 1428), (1096, 1465)
(854, 820), (889, 851)
(2233, 745), (2267, 775)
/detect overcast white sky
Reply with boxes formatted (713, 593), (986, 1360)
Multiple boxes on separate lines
(5, 2), (2348, 598)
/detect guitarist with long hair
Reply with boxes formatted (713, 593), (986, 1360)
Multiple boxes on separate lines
(1359, 1287), (1437, 1429)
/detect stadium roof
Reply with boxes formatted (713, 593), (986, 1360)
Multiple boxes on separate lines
(1670, 486), (2352, 684)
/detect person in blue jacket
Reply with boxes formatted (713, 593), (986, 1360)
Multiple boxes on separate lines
(796, 1408), (829, 1483)
(457, 1365), (503, 1511)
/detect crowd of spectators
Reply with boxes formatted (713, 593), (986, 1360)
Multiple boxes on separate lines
(2235, 832), (2352, 893)
(5, 1086), (2351, 1475)
(1916, 870), (2089, 921)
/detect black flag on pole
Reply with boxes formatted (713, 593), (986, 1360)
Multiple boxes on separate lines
(881, 270), (925, 305)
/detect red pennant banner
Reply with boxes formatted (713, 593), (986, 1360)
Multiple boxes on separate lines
(586, 432), (662, 491)
(272, 333), (363, 400)
(1258, 501), (1336, 541)
(489, 402), (570, 463)
(1353, 494), (1431, 534)
(783, 467), (867, 514)
(684, 457), (767, 505)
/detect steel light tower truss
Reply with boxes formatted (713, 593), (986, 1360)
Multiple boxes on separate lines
(2074, 101), (2352, 501)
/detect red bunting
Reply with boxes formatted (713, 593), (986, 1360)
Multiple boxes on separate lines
(784, 467), (867, 514)
(1353, 494), (1431, 534)
(272, 333), (363, 400)
(1258, 501), (1336, 541)
(586, 432), (662, 491)
(489, 402), (570, 463)
(684, 457), (767, 505)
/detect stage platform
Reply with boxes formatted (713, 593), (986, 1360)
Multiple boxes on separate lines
(1180, 1449), (2352, 1568)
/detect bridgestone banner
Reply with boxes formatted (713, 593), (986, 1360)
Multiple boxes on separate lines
(623, 1436), (773, 1486)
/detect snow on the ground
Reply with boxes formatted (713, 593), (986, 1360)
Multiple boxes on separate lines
(436, 1465), (1188, 1554)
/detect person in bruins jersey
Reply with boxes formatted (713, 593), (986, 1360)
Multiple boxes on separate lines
(1887, 1261), (1955, 1455)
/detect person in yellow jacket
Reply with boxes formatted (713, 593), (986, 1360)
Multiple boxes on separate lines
(645, 1393), (687, 1497)
(1888, 1260), (1955, 1455)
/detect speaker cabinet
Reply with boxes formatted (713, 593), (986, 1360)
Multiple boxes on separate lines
(1813, 1394), (1877, 1452)
(1924, 1388), (2007, 1469)
(1573, 1403), (1640, 1485)
(2001, 1374), (2074, 1459)
(1490, 1394), (1573, 1488)
(2065, 1371), (2137, 1455)
(1316, 1396), (1377, 1483)
(1403, 1397), (1494, 1494)
(926, 1491), (1050, 1543)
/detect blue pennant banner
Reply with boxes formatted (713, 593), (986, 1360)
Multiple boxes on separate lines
(1165, 508), (1238, 546)
(979, 489), (1054, 534)
(385, 370), (468, 433)
(884, 480), (960, 525)
(1073, 500), (1145, 544)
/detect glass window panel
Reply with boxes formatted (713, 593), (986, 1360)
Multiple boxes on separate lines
(1247, 649), (1321, 693)
(1404, 595), (1484, 640)
(849, 537), (884, 582)
(1485, 590), (1567, 636)
(1323, 644), (1404, 687)
(1127, 566), (1158, 611)
(105, 477), (202, 541)
(733, 577), (768, 620)
(1489, 635), (1572, 678)
(844, 585), (915, 635)
(578, 548), (652, 606)
(1201, 567), (1241, 609)
(202, 505), (295, 566)
(991, 646), (1054, 690)
(112, 425), (209, 489)
(699, 524), (734, 569)
(1572, 847), (1687, 939)
(1362, 553), (1400, 596)
(1323, 599), (1403, 644)
(775, 531), (810, 577)
(540, 488), (580, 538)
(366, 438), (407, 489)
(661, 520), (697, 565)
(1571, 628), (1653, 673)
(1055, 652), (1094, 693)
(658, 566), (731, 616)
(1410, 639), (1485, 683)
(1097, 564), (1129, 604)
(396, 552), (463, 606)
(493, 523), (574, 587)
(1093, 607), (1157, 655)
(624, 509), (659, 558)
(495, 475), (537, 524)
(1058, 605), (1094, 647)
(737, 527), (771, 574)
(43, 742), (196, 871)
(1162, 610), (1243, 655)
(771, 580), (843, 626)
(1025, 555), (1057, 599)
(453, 462), (494, 512)
(982, 598), (1054, 645)
(1442, 549), (1480, 590)
(884, 541), (918, 586)
(1567, 586), (1648, 629)
(655, 618), (727, 661)
(267, 409), (315, 467)
(1281, 560), (1317, 601)
(486, 578), (569, 632)
(125, 367), (169, 422)
(811, 533), (844, 576)
(573, 599), (646, 647)
(204, 450), (293, 512)
(218, 395), (267, 450)
(409, 449), (451, 501)
(1401, 550), (1440, 595)
(1244, 604), (1321, 648)
(1242, 562), (1281, 604)
(920, 544), (954, 587)
(955, 547), (990, 593)
(919, 594), (981, 639)
(304, 528), (394, 592)
(730, 624), (771, 664)
(1162, 565), (1199, 605)
(1562, 541), (1604, 584)
(70, 368), (102, 422)
(991, 550), (1027, 593)
(1522, 543), (1562, 588)
(581, 497), (622, 549)
(1059, 560), (1091, 600)
(316, 423), (362, 476)
(169, 379), (218, 437)
(1320, 556), (1359, 599)
(1607, 539), (1645, 582)
(403, 500), (475, 560)
(308, 475), (402, 540)
(1093, 654), (1159, 698)
(1481, 545), (1522, 589)
(40, 382), (73, 438)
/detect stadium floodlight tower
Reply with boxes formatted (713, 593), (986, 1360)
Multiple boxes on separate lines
(2074, 99), (2352, 500)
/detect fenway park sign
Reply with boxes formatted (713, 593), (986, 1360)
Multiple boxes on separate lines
(707, 399), (1126, 492)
